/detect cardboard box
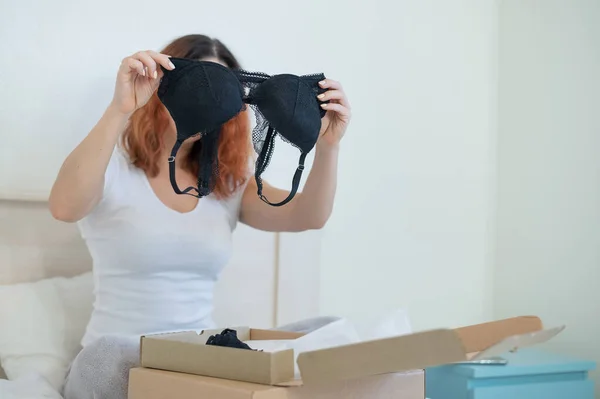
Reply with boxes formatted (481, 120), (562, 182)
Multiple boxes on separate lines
(139, 328), (304, 385)
(129, 316), (565, 399)
(128, 368), (425, 399)
(138, 327), (463, 386)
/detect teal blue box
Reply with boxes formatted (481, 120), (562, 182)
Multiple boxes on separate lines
(426, 349), (596, 399)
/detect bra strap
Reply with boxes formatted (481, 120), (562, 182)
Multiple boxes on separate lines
(168, 139), (202, 198)
(256, 127), (307, 207)
(196, 128), (219, 197)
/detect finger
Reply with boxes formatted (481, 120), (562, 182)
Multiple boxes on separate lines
(149, 74), (162, 91)
(317, 89), (350, 109)
(147, 50), (176, 71)
(121, 57), (145, 77)
(318, 78), (342, 90)
(132, 51), (159, 79)
(320, 102), (351, 118)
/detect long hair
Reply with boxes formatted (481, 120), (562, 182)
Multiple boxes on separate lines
(121, 34), (251, 199)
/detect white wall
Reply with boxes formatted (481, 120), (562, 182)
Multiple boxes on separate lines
(0, 0), (340, 199)
(494, 0), (600, 389)
(1, 0), (501, 331)
(319, 0), (499, 331)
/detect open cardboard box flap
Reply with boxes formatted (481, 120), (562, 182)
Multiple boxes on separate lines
(293, 316), (564, 385)
(139, 316), (565, 387)
(140, 327), (302, 385)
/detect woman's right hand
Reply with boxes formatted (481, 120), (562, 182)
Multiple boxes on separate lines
(111, 50), (175, 115)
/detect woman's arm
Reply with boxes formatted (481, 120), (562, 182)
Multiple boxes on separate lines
(49, 50), (174, 222)
(239, 78), (351, 232)
(48, 105), (129, 222)
(240, 145), (339, 232)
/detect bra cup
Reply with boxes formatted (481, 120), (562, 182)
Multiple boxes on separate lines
(159, 62), (244, 141)
(253, 75), (321, 153)
(203, 62), (245, 117)
(291, 78), (322, 152)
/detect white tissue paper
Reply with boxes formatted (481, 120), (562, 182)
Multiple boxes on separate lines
(245, 309), (413, 380)
(243, 340), (294, 353)
(358, 308), (412, 342)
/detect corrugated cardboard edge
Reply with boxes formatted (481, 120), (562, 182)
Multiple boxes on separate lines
(454, 316), (543, 353)
(139, 328), (250, 353)
(296, 328), (467, 386)
(269, 347), (295, 384)
(471, 325), (566, 360)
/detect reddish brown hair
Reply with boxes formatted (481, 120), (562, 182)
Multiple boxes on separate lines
(121, 34), (252, 199)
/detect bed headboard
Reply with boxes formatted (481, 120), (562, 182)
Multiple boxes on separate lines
(0, 199), (92, 285)
(0, 198), (92, 379)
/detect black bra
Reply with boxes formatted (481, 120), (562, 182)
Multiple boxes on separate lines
(157, 57), (327, 206)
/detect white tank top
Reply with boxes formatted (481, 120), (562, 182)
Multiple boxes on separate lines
(77, 148), (245, 347)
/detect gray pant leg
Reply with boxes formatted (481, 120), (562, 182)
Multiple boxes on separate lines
(62, 335), (139, 399)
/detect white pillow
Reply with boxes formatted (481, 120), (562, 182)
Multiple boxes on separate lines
(0, 372), (63, 399)
(0, 272), (93, 391)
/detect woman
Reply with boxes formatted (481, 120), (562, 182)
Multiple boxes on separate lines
(49, 34), (350, 399)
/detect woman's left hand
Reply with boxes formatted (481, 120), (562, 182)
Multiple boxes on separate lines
(317, 79), (351, 149)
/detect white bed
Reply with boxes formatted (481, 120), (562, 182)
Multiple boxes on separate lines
(0, 199), (91, 378)
(0, 198), (93, 397)
(0, 197), (279, 393)
(0, 196), (321, 399)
